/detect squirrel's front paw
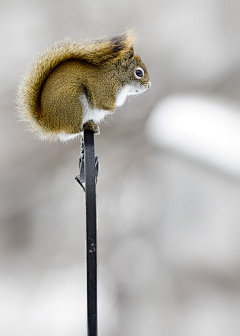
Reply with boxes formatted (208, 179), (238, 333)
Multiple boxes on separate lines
(83, 121), (100, 135)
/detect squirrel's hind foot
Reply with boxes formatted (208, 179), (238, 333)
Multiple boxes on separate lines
(83, 121), (100, 135)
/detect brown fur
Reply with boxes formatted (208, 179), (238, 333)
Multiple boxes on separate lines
(17, 31), (150, 141)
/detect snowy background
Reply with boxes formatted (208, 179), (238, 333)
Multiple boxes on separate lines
(1, 0), (240, 335)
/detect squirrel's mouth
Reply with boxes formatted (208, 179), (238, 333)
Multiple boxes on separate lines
(136, 82), (151, 94)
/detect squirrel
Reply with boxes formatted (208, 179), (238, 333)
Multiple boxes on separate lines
(17, 31), (151, 141)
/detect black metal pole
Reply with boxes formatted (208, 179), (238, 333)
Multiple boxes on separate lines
(84, 130), (98, 336)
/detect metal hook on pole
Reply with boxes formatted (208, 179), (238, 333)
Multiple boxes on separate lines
(75, 135), (99, 192)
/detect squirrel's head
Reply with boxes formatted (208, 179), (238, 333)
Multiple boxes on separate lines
(113, 47), (151, 96)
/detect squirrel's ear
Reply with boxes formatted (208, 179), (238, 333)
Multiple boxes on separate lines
(125, 47), (134, 59)
(129, 47), (134, 57)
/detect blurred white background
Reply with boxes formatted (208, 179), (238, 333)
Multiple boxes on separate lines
(1, 0), (240, 335)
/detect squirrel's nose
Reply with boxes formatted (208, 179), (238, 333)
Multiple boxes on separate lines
(147, 81), (151, 89)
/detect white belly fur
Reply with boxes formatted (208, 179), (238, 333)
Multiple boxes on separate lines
(80, 94), (109, 125)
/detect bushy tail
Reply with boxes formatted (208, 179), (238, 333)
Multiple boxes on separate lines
(79, 31), (135, 64)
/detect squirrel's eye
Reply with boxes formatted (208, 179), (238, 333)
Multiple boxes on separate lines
(134, 67), (144, 79)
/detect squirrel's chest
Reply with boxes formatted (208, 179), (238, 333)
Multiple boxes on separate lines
(80, 85), (132, 125)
